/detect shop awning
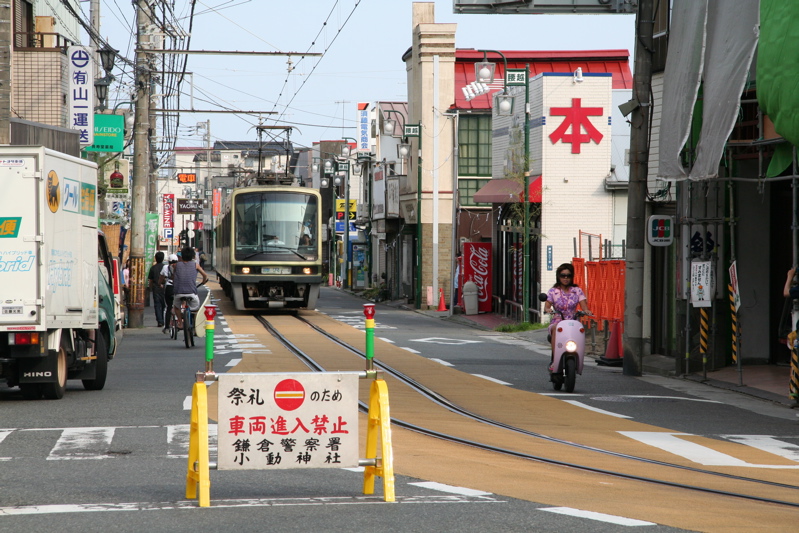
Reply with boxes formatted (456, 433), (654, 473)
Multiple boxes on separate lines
(473, 176), (542, 204)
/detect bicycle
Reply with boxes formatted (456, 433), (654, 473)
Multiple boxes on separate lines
(166, 305), (179, 340)
(178, 295), (195, 348)
(176, 282), (206, 349)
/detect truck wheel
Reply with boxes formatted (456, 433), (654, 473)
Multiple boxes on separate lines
(19, 384), (42, 400)
(82, 333), (108, 391)
(41, 348), (67, 400)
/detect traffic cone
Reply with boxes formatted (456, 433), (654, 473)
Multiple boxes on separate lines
(437, 288), (447, 311)
(599, 321), (623, 366)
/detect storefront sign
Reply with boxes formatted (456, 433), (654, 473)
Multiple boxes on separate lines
(67, 46), (94, 146)
(162, 194), (174, 229)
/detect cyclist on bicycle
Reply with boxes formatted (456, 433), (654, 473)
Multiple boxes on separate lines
(172, 247), (208, 328)
(158, 254), (179, 333)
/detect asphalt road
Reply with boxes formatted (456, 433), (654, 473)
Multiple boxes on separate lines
(0, 286), (795, 532)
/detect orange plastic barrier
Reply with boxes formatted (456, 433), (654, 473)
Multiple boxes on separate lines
(572, 257), (625, 332)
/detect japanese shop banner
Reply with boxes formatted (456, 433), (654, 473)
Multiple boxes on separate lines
(162, 194), (174, 229)
(67, 46), (94, 146)
(463, 242), (492, 313)
(217, 373), (359, 470)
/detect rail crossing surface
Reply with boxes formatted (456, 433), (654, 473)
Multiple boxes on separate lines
(202, 283), (799, 532)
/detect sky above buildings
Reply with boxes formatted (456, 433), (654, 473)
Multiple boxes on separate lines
(94, 0), (635, 152)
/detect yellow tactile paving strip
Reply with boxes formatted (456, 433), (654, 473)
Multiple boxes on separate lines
(204, 284), (799, 532)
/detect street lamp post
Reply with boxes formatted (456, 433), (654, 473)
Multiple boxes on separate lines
(340, 138), (358, 289)
(479, 50), (532, 323)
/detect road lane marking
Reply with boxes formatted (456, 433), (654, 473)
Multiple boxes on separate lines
(721, 435), (799, 462)
(471, 374), (511, 386)
(226, 358), (242, 367)
(183, 396), (192, 410)
(429, 358), (453, 366)
(409, 481), (492, 497)
(0, 495), (503, 516)
(541, 507), (655, 526)
(619, 431), (799, 468)
(561, 400), (631, 419)
(378, 337), (394, 343)
(47, 427), (116, 460)
(411, 337), (483, 345)
(400, 347), (420, 354)
(167, 424), (217, 459)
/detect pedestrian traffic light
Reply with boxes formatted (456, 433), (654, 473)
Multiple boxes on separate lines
(180, 229), (189, 247)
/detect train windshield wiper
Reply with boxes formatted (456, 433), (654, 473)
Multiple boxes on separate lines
(241, 249), (268, 260)
(241, 247), (308, 261)
(269, 246), (308, 260)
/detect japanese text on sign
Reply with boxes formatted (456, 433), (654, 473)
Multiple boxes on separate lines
(690, 260), (714, 308)
(67, 46), (94, 146)
(217, 373), (359, 470)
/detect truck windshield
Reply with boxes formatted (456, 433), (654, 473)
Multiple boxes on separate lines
(234, 191), (318, 261)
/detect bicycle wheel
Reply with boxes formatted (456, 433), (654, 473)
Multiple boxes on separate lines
(183, 306), (192, 348)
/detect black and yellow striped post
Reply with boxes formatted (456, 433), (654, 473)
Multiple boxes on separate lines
(700, 307), (709, 378)
(728, 284), (738, 364)
(789, 331), (799, 403)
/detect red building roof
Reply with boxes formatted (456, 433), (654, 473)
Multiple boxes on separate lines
(454, 49), (632, 111)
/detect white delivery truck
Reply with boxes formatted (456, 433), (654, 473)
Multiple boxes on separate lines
(0, 147), (120, 399)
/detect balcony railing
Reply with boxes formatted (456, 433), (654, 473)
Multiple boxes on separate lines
(14, 32), (74, 52)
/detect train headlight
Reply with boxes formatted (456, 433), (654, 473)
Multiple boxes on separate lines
(241, 267), (250, 274)
(302, 267), (312, 274)
(565, 340), (578, 353)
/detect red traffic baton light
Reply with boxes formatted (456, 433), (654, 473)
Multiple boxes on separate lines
(363, 304), (375, 369)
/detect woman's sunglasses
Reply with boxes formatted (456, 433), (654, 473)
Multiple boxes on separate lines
(559, 273), (573, 279)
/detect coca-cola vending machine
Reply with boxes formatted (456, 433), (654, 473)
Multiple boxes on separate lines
(463, 242), (492, 313)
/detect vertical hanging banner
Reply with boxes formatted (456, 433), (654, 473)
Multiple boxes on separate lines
(357, 103), (370, 153)
(212, 189), (222, 218)
(67, 46), (94, 147)
(217, 373), (359, 470)
(145, 213), (159, 259)
(162, 194), (174, 229)
(463, 242), (492, 313)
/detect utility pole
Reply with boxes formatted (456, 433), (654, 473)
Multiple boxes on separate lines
(129, 0), (152, 327)
(148, 80), (158, 213)
(622, 0), (654, 376)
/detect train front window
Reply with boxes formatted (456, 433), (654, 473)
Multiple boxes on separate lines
(234, 191), (318, 261)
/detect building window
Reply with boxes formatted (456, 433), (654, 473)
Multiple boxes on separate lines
(458, 115), (492, 176)
(458, 178), (490, 207)
(651, 0), (670, 73)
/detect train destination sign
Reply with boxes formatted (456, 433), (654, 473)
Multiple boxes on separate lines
(217, 372), (360, 470)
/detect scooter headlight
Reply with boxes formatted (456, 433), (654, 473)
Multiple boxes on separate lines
(565, 340), (578, 353)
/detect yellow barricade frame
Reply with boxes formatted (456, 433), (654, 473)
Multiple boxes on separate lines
(185, 375), (394, 507)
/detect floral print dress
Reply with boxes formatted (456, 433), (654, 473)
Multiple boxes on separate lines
(546, 286), (586, 330)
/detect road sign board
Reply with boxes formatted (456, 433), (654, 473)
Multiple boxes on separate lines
(217, 373), (359, 470)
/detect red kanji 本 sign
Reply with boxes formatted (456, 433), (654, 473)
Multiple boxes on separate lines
(274, 379), (305, 411)
(549, 98), (604, 154)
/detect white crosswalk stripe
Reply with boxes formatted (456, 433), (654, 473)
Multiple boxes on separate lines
(0, 425), (796, 467)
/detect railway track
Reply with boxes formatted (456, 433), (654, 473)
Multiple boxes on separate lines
(251, 312), (799, 513)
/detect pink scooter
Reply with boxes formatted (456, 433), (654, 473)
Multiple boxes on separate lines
(539, 293), (586, 393)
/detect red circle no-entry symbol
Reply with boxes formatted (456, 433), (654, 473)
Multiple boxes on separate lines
(273, 379), (305, 411)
